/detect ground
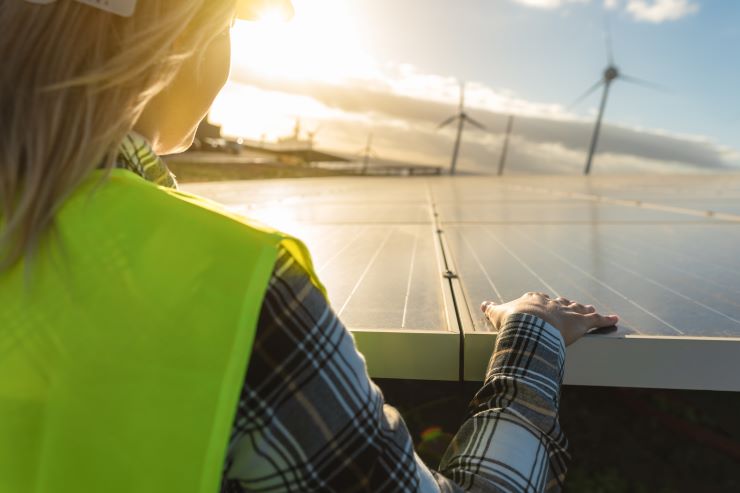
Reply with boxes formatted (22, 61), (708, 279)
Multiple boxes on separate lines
(164, 155), (353, 182)
(376, 380), (740, 493)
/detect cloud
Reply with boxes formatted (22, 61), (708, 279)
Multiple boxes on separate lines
(228, 64), (736, 174)
(625, 0), (699, 23)
(511, 0), (590, 9)
(512, 0), (698, 23)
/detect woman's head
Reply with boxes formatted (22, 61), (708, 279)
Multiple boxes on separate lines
(134, 19), (233, 156)
(0, 0), (238, 269)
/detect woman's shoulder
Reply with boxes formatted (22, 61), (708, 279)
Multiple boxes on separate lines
(78, 168), (284, 242)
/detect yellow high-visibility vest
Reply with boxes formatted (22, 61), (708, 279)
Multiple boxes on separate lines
(0, 169), (325, 493)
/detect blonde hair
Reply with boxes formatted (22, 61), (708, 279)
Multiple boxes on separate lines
(0, 0), (235, 271)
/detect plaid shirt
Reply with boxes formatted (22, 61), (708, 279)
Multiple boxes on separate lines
(221, 248), (568, 493)
(117, 133), (178, 189)
(119, 136), (570, 492)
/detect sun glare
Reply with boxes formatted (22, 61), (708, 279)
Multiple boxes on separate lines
(230, 0), (377, 83)
(210, 0), (378, 143)
(209, 83), (354, 141)
(254, 7), (290, 25)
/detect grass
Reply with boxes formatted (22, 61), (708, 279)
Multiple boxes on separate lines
(164, 156), (355, 183)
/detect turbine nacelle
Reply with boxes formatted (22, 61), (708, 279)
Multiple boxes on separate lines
(604, 66), (619, 82)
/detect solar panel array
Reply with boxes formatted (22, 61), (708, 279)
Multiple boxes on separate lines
(185, 174), (740, 390)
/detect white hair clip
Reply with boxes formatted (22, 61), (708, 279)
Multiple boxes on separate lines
(24, 0), (137, 17)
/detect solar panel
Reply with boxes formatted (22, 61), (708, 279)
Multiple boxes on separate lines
(185, 174), (740, 390)
(185, 179), (459, 381)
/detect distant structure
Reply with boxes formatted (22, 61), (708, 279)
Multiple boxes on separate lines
(438, 82), (486, 175)
(497, 115), (515, 176)
(306, 126), (320, 151)
(277, 118), (320, 150)
(277, 118), (303, 146)
(195, 119), (222, 141)
(572, 25), (662, 175)
(192, 115), (348, 166)
(269, 118), (346, 165)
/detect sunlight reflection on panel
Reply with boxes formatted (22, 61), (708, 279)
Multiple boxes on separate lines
(185, 174), (740, 339)
(185, 179), (446, 332)
(292, 225), (446, 331)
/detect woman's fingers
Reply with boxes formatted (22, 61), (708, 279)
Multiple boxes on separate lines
(569, 303), (596, 314)
(481, 301), (500, 324)
(582, 312), (619, 328)
(480, 293), (619, 343)
(480, 300), (496, 313)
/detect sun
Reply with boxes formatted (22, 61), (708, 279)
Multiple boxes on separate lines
(210, 0), (379, 142)
(229, 0), (377, 83)
(255, 8), (289, 24)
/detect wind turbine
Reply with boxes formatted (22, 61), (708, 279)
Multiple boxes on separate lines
(360, 132), (379, 175)
(438, 82), (486, 175)
(572, 26), (663, 175)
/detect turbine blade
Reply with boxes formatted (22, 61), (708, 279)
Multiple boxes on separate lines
(569, 79), (605, 109)
(604, 16), (615, 65)
(438, 116), (458, 129)
(619, 74), (668, 92)
(465, 116), (486, 131)
(459, 82), (466, 112)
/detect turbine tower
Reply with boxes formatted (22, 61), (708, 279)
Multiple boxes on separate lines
(438, 82), (486, 175)
(361, 132), (379, 175)
(497, 114), (515, 176)
(572, 26), (662, 175)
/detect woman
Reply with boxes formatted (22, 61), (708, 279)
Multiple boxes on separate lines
(0, 1), (619, 492)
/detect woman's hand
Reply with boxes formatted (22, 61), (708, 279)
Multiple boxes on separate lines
(481, 292), (619, 346)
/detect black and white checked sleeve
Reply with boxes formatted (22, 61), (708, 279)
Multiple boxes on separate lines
(439, 314), (569, 492)
(221, 248), (569, 492)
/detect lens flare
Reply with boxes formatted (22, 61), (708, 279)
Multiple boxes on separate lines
(420, 426), (443, 442)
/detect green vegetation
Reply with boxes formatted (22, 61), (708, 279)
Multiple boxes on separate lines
(165, 157), (355, 183)
(375, 380), (740, 493)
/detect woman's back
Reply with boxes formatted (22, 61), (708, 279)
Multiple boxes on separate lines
(0, 168), (296, 493)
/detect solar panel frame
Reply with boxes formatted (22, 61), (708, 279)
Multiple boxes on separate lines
(463, 332), (740, 391)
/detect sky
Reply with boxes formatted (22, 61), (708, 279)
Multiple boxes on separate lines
(209, 0), (740, 174)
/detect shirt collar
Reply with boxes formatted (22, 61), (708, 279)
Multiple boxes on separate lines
(118, 132), (178, 190)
